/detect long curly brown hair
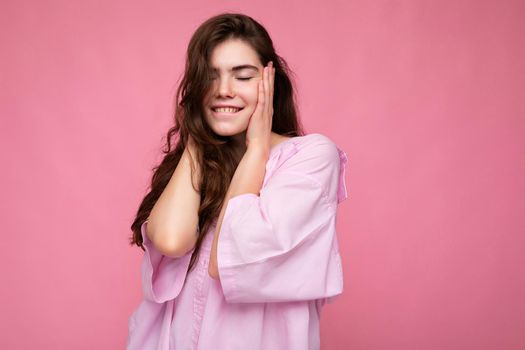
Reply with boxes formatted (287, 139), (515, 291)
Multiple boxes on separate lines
(129, 12), (305, 274)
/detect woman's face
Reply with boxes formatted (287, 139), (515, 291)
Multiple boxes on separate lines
(203, 38), (263, 137)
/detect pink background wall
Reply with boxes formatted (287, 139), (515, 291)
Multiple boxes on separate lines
(1, 0), (523, 349)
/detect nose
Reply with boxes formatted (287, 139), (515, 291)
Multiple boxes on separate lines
(217, 75), (234, 97)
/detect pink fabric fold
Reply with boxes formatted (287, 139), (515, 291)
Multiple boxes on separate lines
(127, 133), (348, 350)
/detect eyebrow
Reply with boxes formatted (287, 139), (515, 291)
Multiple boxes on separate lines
(211, 64), (259, 73)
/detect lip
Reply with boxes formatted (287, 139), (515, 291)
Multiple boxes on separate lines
(210, 106), (244, 117)
(211, 105), (243, 109)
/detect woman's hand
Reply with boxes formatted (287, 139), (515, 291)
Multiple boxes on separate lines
(245, 61), (275, 152)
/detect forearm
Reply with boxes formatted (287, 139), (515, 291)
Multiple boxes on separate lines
(147, 146), (201, 258)
(208, 146), (269, 279)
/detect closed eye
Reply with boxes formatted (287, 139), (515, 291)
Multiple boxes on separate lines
(209, 76), (253, 81)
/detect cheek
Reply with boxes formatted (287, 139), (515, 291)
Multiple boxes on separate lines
(240, 84), (260, 105)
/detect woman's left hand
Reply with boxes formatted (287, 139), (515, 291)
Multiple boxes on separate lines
(245, 61), (275, 152)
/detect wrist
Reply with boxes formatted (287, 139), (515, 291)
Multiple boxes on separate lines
(246, 144), (270, 159)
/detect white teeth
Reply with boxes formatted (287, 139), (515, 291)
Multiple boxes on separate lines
(214, 107), (241, 113)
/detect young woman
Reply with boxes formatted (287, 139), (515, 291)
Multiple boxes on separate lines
(127, 12), (348, 350)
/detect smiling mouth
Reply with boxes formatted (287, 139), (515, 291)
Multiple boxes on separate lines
(211, 107), (244, 114)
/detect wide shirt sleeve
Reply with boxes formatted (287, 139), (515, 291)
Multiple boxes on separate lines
(139, 220), (195, 303)
(217, 134), (349, 303)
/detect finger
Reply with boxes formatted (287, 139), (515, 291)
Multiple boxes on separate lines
(266, 63), (273, 118)
(269, 63), (274, 111)
(268, 65), (272, 93)
(264, 65), (270, 117)
(257, 79), (265, 114)
(268, 65), (274, 129)
(259, 66), (266, 118)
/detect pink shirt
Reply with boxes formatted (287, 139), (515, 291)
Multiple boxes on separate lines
(127, 133), (348, 350)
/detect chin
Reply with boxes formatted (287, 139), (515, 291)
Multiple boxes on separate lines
(205, 114), (249, 137)
(206, 119), (248, 137)
(213, 126), (248, 137)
